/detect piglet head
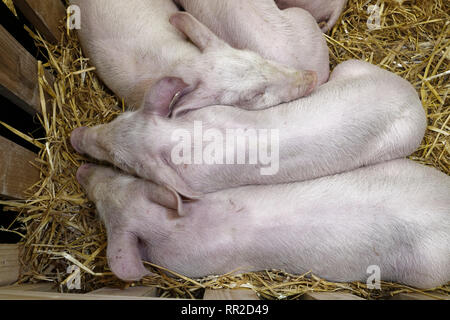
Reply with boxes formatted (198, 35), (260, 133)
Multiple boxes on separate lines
(71, 125), (113, 164)
(70, 102), (202, 202)
(70, 109), (154, 174)
(162, 12), (318, 116)
(76, 164), (152, 281)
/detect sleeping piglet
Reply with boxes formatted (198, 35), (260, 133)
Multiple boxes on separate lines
(70, 0), (317, 116)
(71, 60), (426, 204)
(76, 159), (450, 289)
(275, 0), (348, 32)
(175, 0), (330, 84)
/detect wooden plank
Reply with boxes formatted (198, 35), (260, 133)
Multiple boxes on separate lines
(1, 283), (56, 292)
(0, 289), (174, 300)
(0, 25), (42, 114)
(301, 292), (365, 300)
(12, 0), (65, 43)
(203, 289), (260, 300)
(390, 292), (449, 300)
(89, 286), (158, 297)
(0, 136), (39, 199)
(0, 244), (20, 286)
(0, 0), (37, 55)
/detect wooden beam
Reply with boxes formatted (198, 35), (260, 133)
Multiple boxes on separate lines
(12, 0), (65, 44)
(0, 290), (174, 300)
(301, 292), (365, 300)
(203, 289), (260, 300)
(0, 136), (39, 199)
(1, 283), (56, 292)
(0, 244), (20, 286)
(0, 25), (42, 114)
(390, 292), (449, 300)
(89, 286), (158, 297)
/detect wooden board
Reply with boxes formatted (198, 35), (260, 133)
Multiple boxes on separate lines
(0, 136), (39, 199)
(390, 292), (449, 300)
(0, 244), (20, 286)
(301, 292), (365, 300)
(12, 0), (65, 43)
(0, 290), (169, 300)
(0, 25), (42, 114)
(89, 286), (158, 297)
(203, 289), (260, 300)
(1, 282), (56, 292)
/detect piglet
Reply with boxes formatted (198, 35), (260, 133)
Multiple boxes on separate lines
(175, 0), (330, 84)
(275, 0), (348, 32)
(70, 0), (317, 116)
(71, 60), (427, 201)
(76, 159), (450, 289)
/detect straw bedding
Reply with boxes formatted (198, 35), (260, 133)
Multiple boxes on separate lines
(2, 0), (16, 16)
(0, 0), (448, 299)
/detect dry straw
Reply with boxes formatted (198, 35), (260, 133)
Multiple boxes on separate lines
(1, 0), (448, 299)
(3, 0), (17, 16)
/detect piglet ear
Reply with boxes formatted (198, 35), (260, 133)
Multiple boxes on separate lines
(169, 12), (225, 52)
(143, 77), (190, 117)
(164, 184), (200, 217)
(107, 230), (150, 282)
(142, 180), (194, 217)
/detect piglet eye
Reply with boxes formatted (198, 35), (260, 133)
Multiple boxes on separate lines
(239, 91), (265, 106)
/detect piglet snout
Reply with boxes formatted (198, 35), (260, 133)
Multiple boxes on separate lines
(76, 163), (95, 186)
(71, 126), (88, 154)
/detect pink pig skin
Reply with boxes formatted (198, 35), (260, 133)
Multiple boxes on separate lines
(71, 60), (427, 200)
(176, 0), (330, 85)
(76, 159), (450, 289)
(70, 0), (317, 115)
(275, 0), (348, 32)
